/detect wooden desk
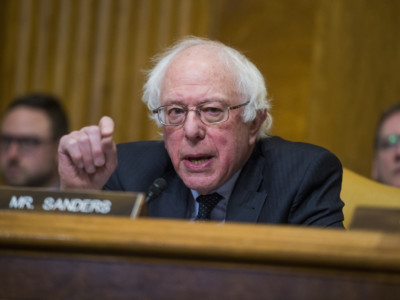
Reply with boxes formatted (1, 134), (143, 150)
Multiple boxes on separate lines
(1, 211), (399, 299)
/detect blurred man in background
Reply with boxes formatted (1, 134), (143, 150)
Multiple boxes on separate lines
(372, 102), (400, 188)
(0, 93), (69, 188)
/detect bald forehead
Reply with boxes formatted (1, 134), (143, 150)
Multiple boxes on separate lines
(164, 45), (235, 84)
(178, 44), (219, 58)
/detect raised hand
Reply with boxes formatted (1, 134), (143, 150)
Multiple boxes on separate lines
(58, 116), (117, 190)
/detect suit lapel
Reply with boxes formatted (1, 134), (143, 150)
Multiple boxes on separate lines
(225, 145), (268, 223)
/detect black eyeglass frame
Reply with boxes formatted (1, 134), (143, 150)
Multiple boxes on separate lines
(0, 134), (56, 153)
(377, 134), (400, 150)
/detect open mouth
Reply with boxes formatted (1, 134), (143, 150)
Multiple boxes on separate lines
(188, 157), (211, 165)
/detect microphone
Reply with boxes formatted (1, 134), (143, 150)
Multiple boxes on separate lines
(145, 178), (167, 203)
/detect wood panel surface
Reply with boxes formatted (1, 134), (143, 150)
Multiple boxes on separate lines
(0, 0), (211, 143)
(1, 211), (400, 299)
(308, 0), (400, 176)
(1, 0), (399, 177)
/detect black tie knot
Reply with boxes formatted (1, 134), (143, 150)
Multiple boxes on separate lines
(196, 192), (223, 221)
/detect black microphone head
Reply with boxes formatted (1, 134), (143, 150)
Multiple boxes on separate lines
(148, 178), (167, 198)
(153, 177), (167, 190)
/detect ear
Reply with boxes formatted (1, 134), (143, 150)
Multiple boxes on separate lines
(248, 110), (267, 145)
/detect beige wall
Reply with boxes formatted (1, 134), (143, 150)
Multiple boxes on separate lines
(0, 0), (399, 178)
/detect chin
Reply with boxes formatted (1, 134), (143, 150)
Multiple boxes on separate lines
(184, 179), (216, 194)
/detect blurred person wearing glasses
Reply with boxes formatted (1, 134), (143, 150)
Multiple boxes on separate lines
(58, 37), (344, 227)
(0, 93), (69, 188)
(372, 102), (400, 187)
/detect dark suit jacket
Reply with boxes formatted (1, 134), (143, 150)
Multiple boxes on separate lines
(105, 137), (344, 228)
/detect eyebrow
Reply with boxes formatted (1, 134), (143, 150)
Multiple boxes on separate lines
(0, 133), (45, 139)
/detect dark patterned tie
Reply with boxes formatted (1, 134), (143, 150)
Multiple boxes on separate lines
(195, 193), (223, 221)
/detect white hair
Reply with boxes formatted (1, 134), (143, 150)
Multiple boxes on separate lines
(142, 36), (273, 138)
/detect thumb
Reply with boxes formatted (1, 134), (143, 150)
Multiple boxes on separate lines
(99, 116), (114, 138)
(99, 116), (117, 172)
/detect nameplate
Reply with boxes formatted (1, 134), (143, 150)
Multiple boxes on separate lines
(350, 206), (400, 232)
(0, 186), (146, 218)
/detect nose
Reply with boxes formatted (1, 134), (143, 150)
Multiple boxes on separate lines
(183, 110), (206, 141)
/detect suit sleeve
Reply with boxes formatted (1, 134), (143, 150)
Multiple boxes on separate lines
(289, 150), (345, 228)
(103, 141), (171, 193)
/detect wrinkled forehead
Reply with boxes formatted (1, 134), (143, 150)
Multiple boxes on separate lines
(162, 45), (238, 92)
(178, 45), (235, 73)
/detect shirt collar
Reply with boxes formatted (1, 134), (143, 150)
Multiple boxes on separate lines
(190, 169), (242, 201)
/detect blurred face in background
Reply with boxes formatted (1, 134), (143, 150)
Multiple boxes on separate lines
(372, 111), (400, 187)
(0, 106), (59, 187)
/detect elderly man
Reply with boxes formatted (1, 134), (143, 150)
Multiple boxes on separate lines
(1, 93), (69, 188)
(58, 37), (344, 227)
(372, 102), (400, 187)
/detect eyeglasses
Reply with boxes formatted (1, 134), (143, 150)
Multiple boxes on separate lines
(377, 134), (400, 150)
(0, 134), (54, 153)
(152, 101), (250, 126)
